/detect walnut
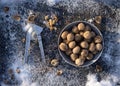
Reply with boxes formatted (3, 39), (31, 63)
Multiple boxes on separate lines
(81, 49), (88, 57)
(85, 25), (91, 31)
(51, 59), (59, 67)
(61, 31), (69, 39)
(92, 50), (98, 55)
(56, 70), (63, 75)
(72, 26), (79, 33)
(72, 46), (80, 54)
(86, 53), (93, 60)
(91, 31), (96, 38)
(94, 35), (102, 43)
(84, 39), (92, 43)
(94, 16), (102, 24)
(59, 43), (68, 51)
(28, 15), (36, 23)
(67, 33), (74, 42)
(95, 65), (102, 72)
(49, 19), (53, 26)
(78, 23), (85, 31)
(63, 40), (70, 44)
(70, 53), (78, 61)
(79, 55), (86, 60)
(80, 31), (84, 36)
(96, 43), (102, 51)
(75, 34), (82, 42)
(65, 49), (72, 55)
(44, 15), (49, 21)
(80, 41), (89, 49)
(83, 31), (92, 39)
(89, 42), (95, 52)
(75, 58), (84, 66)
(13, 15), (21, 21)
(68, 41), (76, 49)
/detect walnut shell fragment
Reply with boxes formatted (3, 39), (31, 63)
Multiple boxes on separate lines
(28, 15), (36, 23)
(94, 16), (102, 24)
(51, 59), (59, 67)
(56, 70), (63, 76)
(13, 15), (21, 21)
(95, 65), (102, 72)
(16, 68), (20, 74)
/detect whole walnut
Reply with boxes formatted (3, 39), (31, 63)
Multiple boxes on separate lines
(93, 50), (98, 55)
(59, 43), (68, 51)
(79, 55), (86, 60)
(75, 58), (84, 66)
(91, 31), (96, 38)
(61, 31), (69, 39)
(68, 41), (76, 49)
(72, 46), (80, 54)
(94, 35), (102, 43)
(84, 39), (92, 43)
(83, 31), (92, 39)
(70, 53), (78, 61)
(67, 33), (74, 42)
(80, 31), (84, 36)
(80, 41), (89, 49)
(63, 40), (70, 44)
(96, 43), (102, 51)
(65, 49), (72, 55)
(86, 53), (93, 60)
(75, 34), (82, 42)
(72, 26), (79, 34)
(78, 23), (85, 31)
(81, 49), (88, 57)
(89, 42), (95, 52)
(85, 25), (91, 31)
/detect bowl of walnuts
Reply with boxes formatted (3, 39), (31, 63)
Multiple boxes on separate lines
(58, 21), (104, 67)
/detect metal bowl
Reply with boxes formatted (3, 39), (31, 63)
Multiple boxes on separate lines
(58, 21), (104, 67)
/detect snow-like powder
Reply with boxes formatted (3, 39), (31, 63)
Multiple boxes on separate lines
(0, 0), (120, 86)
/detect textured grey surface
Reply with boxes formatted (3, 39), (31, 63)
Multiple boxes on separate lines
(0, 0), (120, 86)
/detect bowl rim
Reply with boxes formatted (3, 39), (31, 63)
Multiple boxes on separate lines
(58, 21), (104, 67)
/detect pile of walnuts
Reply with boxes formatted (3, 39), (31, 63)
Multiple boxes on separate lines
(59, 22), (103, 66)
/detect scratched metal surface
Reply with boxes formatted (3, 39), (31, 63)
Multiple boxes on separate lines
(0, 0), (120, 86)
